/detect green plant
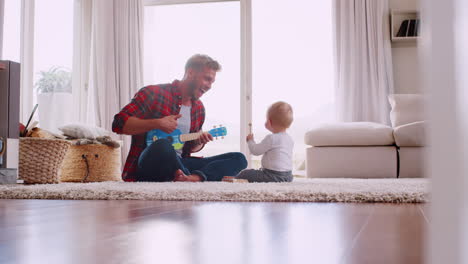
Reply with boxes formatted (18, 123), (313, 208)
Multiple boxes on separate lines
(35, 67), (72, 94)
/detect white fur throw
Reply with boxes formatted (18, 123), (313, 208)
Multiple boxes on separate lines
(59, 124), (110, 139)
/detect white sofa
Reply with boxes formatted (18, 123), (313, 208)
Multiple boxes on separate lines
(305, 94), (427, 178)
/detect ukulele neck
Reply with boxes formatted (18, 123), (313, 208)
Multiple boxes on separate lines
(179, 131), (203, 142)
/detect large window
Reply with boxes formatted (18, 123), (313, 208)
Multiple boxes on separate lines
(8, 0), (334, 177)
(252, 0), (335, 174)
(2, 0), (21, 62)
(144, 2), (241, 157)
(33, 0), (74, 132)
(143, 0), (334, 173)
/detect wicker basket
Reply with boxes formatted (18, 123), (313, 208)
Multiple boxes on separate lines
(60, 143), (122, 182)
(19, 138), (71, 184)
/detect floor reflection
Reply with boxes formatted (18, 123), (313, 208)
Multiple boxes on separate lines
(0, 200), (424, 264)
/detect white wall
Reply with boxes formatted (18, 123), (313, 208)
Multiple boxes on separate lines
(424, 0), (468, 262)
(389, 0), (422, 94)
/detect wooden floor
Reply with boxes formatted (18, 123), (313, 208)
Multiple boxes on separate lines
(0, 200), (428, 264)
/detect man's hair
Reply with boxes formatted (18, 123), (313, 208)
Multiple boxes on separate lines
(267, 101), (294, 129)
(185, 54), (222, 72)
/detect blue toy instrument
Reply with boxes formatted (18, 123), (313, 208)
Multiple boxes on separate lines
(146, 126), (227, 150)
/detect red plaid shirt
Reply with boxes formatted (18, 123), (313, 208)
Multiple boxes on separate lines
(112, 80), (205, 181)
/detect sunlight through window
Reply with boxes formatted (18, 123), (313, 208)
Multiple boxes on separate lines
(2, 0), (20, 62)
(252, 0), (335, 175)
(33, 0), (74, 132)
(143, 2), (241, 157)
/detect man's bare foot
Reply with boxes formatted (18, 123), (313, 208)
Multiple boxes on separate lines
(173, 169), (185, 180)
(173, 169), (202, 182)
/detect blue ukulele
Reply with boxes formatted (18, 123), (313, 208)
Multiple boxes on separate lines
(146, 126), (227, 150)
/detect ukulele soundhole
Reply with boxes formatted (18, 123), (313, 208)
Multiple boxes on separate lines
(166, 136), (174, 143)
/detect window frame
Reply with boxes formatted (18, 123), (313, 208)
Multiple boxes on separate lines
(19, 0), (35, 123)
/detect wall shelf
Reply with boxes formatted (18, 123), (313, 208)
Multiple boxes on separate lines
(390, 10), (420, 43)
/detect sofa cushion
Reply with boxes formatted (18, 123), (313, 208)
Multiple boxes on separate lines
(393, 121), (427, 147)
(388, 94), (427, 127)
(304, 122), (394, 146)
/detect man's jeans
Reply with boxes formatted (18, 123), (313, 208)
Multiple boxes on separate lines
(137, 139), (247, 182)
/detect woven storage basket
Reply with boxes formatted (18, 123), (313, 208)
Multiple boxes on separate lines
(60, 143), (122, 182)
(19, 138), (71, 184)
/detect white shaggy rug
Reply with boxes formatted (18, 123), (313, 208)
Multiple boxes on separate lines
(0, 178), (429, 203)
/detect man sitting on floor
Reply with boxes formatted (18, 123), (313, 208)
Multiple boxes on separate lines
(112, 54), (247, 182)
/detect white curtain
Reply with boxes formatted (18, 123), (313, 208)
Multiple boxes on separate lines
(333, 0), (394, 124)
(73, 0), (144, 164)
(72, 0), (92, 124)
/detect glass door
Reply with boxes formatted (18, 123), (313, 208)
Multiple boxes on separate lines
(252, 0), (335, 175)
(144, 1), (241, 157)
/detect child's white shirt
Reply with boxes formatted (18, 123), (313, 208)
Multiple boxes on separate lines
(247, 132), (294, 172)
